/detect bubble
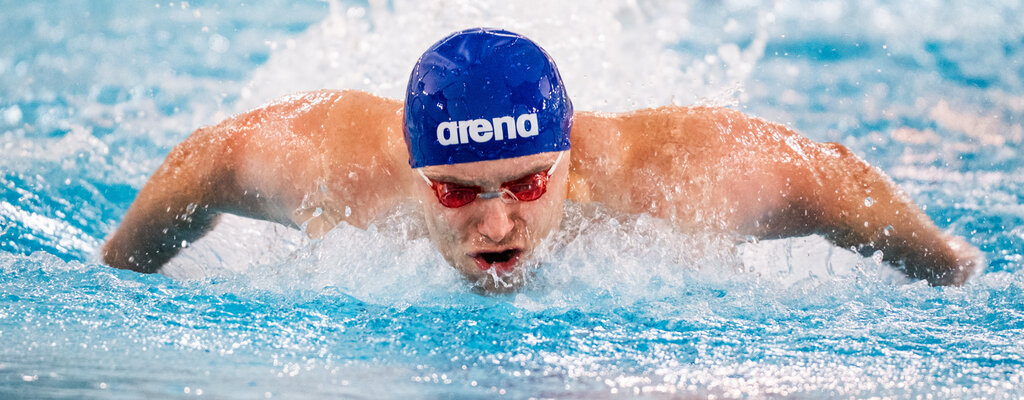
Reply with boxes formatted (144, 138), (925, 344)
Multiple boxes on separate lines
(864, 197), (874, 207)
(346, 7), (366, 18)
(209, 34), (230, 54)
(2, 105), (22, 125)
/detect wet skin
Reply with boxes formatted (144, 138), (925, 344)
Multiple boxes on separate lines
(102, 90), (982, 288)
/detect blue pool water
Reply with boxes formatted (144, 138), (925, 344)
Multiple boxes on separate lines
(2, 0), (1023, 398)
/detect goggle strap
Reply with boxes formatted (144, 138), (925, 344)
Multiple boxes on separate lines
(418, 168), (432, 186)
(547, 151), (564, 176)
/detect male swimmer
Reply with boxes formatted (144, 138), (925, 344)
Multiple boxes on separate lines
(102, 28), (981, 290)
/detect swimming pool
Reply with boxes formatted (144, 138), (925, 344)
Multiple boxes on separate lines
(2, 0), (1023, 397)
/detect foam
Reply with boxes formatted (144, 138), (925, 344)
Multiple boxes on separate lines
(173, 199), (900, 308)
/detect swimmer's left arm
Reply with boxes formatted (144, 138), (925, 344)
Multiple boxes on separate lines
(577, 107), (980, 285)
(593, 107), (983, 285)
(750, 139), (983, 286)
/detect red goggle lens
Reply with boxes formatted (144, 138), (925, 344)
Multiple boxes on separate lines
(501, 173), (546, 201)
(430, 171), (550, 208)
(434, 185), (481, 208)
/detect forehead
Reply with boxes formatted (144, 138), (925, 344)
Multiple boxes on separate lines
(419, 151), (561, 185)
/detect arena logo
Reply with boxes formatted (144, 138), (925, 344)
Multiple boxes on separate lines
(436, 113), (538, 145)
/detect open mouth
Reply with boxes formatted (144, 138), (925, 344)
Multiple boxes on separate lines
(471, 249), (522, 273)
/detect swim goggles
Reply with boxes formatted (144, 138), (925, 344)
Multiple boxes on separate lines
(418, 152), (564, 208)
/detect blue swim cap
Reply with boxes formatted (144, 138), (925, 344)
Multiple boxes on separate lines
(404, 28), (573, 168)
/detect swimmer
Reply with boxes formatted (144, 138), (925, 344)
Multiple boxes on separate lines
(101, 28), (982, 289)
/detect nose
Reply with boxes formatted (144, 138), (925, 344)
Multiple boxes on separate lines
(476, 199), (514, 243)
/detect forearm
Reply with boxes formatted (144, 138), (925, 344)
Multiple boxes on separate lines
(102, 199), (220, 273)
(838, 224), (979, 285)
(102, 127), (234, 273)
(809, 144), (981, 285)
(821, 191), (981, 285)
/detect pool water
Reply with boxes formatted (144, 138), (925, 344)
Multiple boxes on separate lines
(2, 0), (1023, 398)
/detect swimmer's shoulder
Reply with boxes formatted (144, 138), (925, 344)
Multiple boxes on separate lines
(617, 104), (810, 149)
(211, 89), (401, 133)
(212, 89), (405, 158)
(195, 88), (408, 182)
(318, 90), (406, 167)
(569, 105), (812, 177)
(259, 89), (401, 114)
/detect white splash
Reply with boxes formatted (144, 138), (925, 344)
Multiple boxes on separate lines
(239, 0), (776, 112)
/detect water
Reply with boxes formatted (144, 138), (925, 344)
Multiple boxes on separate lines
(2, 0), (1023, 398)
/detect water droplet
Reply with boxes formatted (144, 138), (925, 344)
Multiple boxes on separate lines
(345, 206), (352, 217)
(864, 197), (874, 207)
(883, 225), (894, 236)
(312, 207), (323, 217)
(181, 240), (189, 248)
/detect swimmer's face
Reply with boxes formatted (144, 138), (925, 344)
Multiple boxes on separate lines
(415, 151), (569, 292)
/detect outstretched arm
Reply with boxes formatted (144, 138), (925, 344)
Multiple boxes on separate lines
(806, 143), (980, 285)
(749, 138), (982, 286)
(101, 123), (244, 272)
(576, 106), (982, 286)
(102, 90), (411, 273)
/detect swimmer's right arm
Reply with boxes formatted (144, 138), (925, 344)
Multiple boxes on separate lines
(102, 94), (335, 272)
(101, 123), (242, 272)
(102, 90), (410, 273)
